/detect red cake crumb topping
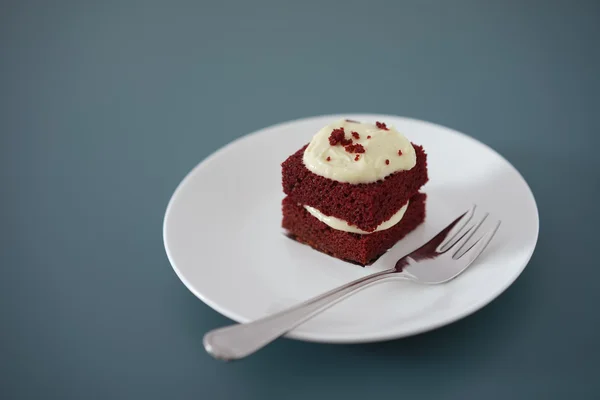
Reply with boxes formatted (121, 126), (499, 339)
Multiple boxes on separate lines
(326, 156), (331, 161)
(351, 131), (360, 139)
(398, 149), (403, 156)
(329, 127), (354, 146)
(354, 154), (360, 161)
(385, 159), (390, 165)
(340, 137), (353, 146)
(376, 121), (389, 130)
(328, 128), (346, 145)
(367, 135), (371, 139)
(344, 143), (365, 154)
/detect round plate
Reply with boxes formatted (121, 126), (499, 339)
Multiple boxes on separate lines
(163, 114), (539, 343)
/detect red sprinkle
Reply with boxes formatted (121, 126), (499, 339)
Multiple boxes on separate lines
(385, 159), (390, 165)
(328, 128), (346, 145)
(367, 135), (371, 139)
(354, 154), (360, 161)
(398, 149), (403, 156)
(351, 131), (360, 139)
(376, 121), (389, 130)
(340, 137), (353, 146)
(344, 143), (365, 154)
(326, 156), (331, 161)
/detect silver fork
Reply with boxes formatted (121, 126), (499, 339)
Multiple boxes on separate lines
(203, 205), (501, 361)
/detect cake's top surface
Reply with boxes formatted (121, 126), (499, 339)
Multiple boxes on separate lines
(302, 119), (417, 184)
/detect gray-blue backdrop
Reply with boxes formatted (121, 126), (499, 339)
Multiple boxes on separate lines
(2, 0), (599, 399)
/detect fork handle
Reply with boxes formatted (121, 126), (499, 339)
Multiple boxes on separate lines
(203, 268), (399, 360)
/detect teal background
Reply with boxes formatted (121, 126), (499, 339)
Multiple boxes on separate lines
(2, 0), (599, 398)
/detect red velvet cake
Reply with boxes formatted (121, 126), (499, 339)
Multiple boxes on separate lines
(282, 143), (428, 232)
(281, 119), (429, 265)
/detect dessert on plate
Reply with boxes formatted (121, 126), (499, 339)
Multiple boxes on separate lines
(281, 119), (429, 265)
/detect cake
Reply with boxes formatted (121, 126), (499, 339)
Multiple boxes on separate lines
(281, 119), (429, 265)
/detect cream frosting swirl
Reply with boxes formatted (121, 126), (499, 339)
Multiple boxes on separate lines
(302, 119), (416, 184)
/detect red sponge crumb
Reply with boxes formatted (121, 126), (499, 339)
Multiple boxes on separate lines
(282, 192), (426, 266)
(328, 128), (346, 145)
(281, 144), (428, 232)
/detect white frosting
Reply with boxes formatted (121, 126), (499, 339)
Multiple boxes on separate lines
(302, 119), (416, 184)
(304, 202), (409, 234)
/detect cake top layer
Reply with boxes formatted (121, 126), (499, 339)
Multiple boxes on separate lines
(302, 119), (416, 184)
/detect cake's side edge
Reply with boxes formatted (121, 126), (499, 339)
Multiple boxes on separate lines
(282, 192), (427, 266)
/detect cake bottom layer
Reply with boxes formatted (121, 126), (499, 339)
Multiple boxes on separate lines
(282, 192), (426, 266)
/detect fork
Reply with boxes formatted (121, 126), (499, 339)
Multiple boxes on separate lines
(203, 205), (501, 361)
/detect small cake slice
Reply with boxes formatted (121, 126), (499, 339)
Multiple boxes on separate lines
(281, 119), (429, 265)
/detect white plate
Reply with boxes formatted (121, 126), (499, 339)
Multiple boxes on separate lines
(163, 114), (539, 343)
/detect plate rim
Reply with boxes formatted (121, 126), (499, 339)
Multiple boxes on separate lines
(163, 113), (540, 344)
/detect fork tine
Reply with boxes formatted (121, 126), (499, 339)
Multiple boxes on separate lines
(451, 212), (489, 258)
(455, 220), (501, 261)
(436, 205), (476, 253)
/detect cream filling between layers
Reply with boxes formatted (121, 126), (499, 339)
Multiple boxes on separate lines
(303, 202), (409, 235)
